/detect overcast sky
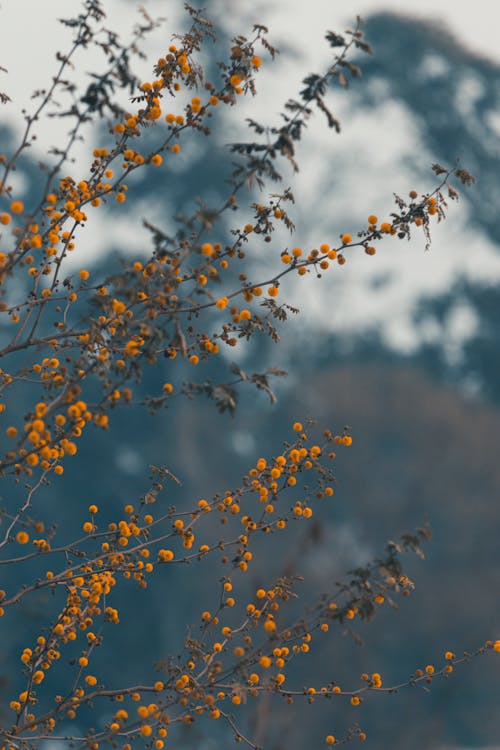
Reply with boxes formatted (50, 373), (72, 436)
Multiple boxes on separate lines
(1, 0), (500, 105)
(2, 0), (498, 150)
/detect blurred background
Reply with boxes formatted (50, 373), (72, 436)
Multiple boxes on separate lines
(1, 1), (500, 748)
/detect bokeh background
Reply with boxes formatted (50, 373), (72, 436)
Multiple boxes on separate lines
(1, 1), (500, 748)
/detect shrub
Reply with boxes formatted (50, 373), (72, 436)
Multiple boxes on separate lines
(0, 3), (491, 750)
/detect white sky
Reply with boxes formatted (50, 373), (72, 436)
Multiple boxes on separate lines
(1, 0), (499, 354)
(1, 0), (500, 111)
